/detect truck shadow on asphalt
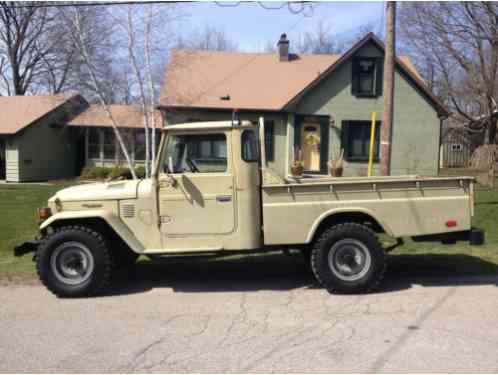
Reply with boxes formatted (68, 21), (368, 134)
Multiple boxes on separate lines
(106, 252), (498, 296)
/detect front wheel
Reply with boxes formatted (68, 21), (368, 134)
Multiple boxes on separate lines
(36, 226), (114, 297)
(311, 223), (386, 294)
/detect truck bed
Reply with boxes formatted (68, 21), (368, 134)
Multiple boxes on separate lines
(261, 175), (474, 245)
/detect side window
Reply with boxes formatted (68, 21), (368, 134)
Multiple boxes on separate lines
(163, 133), (227, 173)
(352, 57), (382, 97)
(341, 120), (381, 161)
(241, 130), (258, 162)
(102, 128), (116, 160)
(134, 130), (146, 161)
(88, 128), (100, 159)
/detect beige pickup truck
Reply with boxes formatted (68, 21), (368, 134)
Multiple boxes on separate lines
(15, 120), (484, 297)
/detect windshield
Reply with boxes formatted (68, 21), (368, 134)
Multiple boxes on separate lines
(163, 133), (227, 173)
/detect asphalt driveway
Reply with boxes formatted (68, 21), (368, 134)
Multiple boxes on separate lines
(1, 253), (498, 373)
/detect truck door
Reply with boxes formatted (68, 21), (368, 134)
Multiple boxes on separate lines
(158, 131), (236, 251)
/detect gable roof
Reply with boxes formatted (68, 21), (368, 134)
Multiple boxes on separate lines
(0, 92), (83, 135)
(67, 104), (162, 129)
(283, 32), (448, 116)
(160, 33), (449, 117)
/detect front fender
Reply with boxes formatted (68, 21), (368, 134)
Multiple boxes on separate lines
(305, 207), (394, 243)
(40, 210), (145, 253)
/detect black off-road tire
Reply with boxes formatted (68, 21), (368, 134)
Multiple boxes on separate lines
(36, 226), (114, 298)
(311, 223), (386, 294)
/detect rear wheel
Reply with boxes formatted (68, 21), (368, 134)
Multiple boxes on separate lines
(311, 223), (386, 294)
(36, 226), (114, 297)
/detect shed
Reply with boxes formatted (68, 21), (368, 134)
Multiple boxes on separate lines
(0, 93), (87, 182)
(440, 126), (472, 168)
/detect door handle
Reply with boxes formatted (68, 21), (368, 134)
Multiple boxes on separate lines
(216, 195), (232, 203)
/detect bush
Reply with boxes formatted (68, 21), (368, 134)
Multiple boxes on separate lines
(80, 165), (147, 180)
(80, 166), (111, 180)
(135, 165), (146, 178)
(108, 166), (131, 180)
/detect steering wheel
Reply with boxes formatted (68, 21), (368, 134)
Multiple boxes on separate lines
(185, 157), (200, 172)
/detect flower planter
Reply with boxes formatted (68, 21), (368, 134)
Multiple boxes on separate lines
(291, 164), (304, 177)
(329, 166), (343, 177)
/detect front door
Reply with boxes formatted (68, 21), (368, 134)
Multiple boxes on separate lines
(158, 131), (236, 251)
(301, 122), (321, 172)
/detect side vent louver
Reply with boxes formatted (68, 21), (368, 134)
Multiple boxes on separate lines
(121, 203), (135, 218)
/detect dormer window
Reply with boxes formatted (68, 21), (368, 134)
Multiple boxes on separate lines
(352, 57), (382, 97)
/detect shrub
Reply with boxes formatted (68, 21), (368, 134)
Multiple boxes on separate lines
(135, 165), (146, 178)
(80, 165), (147, 180)
(109, 166), (132, 180)
(80, 166), (111, 180)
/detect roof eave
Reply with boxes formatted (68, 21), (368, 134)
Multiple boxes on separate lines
(158, 104), (286, 113)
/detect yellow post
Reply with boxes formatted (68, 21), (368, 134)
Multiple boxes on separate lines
(367, 112), (376, 177)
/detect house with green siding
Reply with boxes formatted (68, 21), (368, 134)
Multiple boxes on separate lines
(0, 93), (87, 182)
(159, 33), (449, 178)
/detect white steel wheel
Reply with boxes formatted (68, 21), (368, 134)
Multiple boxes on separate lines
(50, 241), (95, 285)
(328, 239), (372, 281)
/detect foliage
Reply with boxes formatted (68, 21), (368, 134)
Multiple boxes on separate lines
(80, 165), (146, 180)
(399, 2), (498, 143)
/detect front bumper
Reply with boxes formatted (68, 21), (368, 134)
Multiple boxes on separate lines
(14, 240), (41, 257)
(412, 228), (485, 246)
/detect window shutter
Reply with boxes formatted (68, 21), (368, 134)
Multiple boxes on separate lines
(294, 116), (302, 152)
(264, 121), (274, 162)
(375, 121), (381, 158)
(341, 121), (349, 158)
(375, 57), (384, 97)
(319, 118), (329, 174)
(351, 59), (359, 95)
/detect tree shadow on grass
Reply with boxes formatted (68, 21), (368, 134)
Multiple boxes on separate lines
(104, 252), (498, 297)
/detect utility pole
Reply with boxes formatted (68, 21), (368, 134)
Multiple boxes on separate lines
(380, 1), (396, 176)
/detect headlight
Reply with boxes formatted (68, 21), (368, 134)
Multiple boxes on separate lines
(36, 207), (52, 223)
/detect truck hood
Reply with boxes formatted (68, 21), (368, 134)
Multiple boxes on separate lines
(51, 180), (141, 202)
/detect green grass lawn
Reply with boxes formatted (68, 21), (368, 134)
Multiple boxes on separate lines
(0, 182), (76, 281)
(0, 182), (497, 282)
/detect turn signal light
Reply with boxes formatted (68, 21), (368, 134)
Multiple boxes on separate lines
(446, 220), (457, 228)
(36, 207), (52, 223)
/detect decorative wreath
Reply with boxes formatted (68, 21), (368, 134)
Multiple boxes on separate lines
(304, 133), (320, 150)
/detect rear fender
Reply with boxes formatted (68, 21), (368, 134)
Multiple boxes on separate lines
(39, 210), (145, 253)
(305, 207), (394, 243)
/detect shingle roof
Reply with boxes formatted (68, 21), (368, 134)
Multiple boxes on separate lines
(0, 92), (81, 135)
(67, 105), (162, 128)
(160, 50), (339, 111)
(160, 33), (449, 117)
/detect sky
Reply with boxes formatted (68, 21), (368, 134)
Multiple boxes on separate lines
(176, 1), (386, 52)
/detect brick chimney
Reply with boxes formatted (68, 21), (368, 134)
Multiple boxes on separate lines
(277, 33), (289, 62)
